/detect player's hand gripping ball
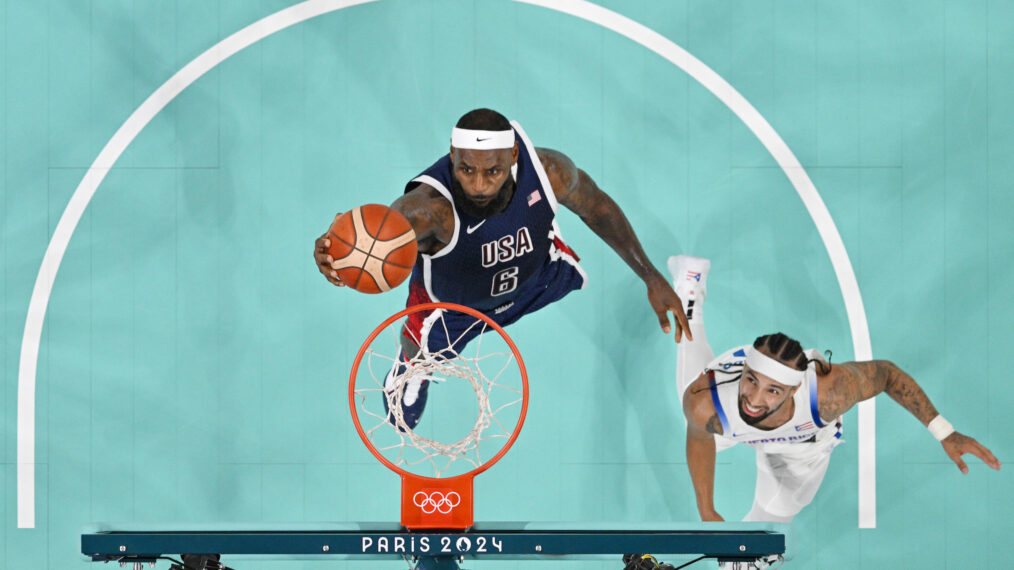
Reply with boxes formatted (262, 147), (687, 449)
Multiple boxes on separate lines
(327, 204), (417, 293)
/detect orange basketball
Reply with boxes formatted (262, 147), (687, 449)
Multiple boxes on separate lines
(327, 204), (418, 294)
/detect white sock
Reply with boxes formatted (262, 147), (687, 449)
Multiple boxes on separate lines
(677, 297), (713, 401)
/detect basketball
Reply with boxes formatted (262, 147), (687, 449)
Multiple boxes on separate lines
(327, 204), (418, 294)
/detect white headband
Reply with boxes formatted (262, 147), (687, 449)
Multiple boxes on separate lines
(451, 127), (515, 150)
(744, 347), (807, 387)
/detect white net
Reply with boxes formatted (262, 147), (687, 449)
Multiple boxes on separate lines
(352, 307), (525, 478)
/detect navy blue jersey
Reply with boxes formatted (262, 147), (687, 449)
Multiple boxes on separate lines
(403, 121), (575, 312)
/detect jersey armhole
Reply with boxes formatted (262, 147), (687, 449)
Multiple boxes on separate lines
(510, 120), (559, 213)
(707, 372), (731, 435)
(411, 175), (459, 261)
(808, 374), (827, 428)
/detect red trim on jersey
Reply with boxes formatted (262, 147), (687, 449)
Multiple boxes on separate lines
(552, 236), (580, 261)
(404, 279), (434, 347)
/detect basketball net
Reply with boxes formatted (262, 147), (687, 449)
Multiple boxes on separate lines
(350, 303), (528, 529)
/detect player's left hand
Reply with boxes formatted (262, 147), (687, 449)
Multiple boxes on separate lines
(941, 432), (1002, 474)
(314, 234), (346, 287)
(645, 273), (692, 343)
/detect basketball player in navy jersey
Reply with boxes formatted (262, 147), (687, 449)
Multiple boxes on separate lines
(669, 256), (1000, 526)
(314, 108), (689, 427)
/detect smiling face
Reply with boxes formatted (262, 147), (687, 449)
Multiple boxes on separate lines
(738, 364), (799, 427)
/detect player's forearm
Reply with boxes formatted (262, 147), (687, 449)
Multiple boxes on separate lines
(575, 178), (661, 282)
(686, 432), (718, 516)
(390, 195), (433, 242)
(883, 363), (941, 427)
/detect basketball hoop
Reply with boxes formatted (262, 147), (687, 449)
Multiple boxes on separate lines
(349, 302), (528, 530)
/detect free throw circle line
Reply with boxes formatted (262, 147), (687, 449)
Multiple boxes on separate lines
(17, 0), (873, 529)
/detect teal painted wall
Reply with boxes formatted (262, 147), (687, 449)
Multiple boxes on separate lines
(3, 1), (1011, 567)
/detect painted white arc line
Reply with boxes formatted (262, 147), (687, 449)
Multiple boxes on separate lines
(15, 0), (380, 530)
(16, 0), (873, 529)
(514, 0), (875, 527)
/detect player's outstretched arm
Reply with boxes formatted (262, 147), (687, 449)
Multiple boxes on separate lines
(389, 184), (453, 256)
(537, 147), (691, 343)
(818, 361), (1002, 474)
(683, 375), (724, 521)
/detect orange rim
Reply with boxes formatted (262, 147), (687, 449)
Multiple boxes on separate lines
(348, 302), (529, 482)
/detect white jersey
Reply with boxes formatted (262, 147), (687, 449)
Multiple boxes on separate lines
(705, 345), (842, 455)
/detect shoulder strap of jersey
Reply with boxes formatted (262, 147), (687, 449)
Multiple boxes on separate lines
(409, 174), (460, 261)
(509, 120), (558, 213)
(807, 368), (826, 428)
(707, 371), (731, 435)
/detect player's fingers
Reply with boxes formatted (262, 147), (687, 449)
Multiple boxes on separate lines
(655, 308), (672, 335)
(316, 256), (334, 274)
(327, 271), (346, 287)
(668, 307), (683, 343)
(673, 303), (692, 342)
(953, 454), (969, 474)
(971, 443), (1002, 470)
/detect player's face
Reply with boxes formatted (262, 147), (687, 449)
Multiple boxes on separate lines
(738, 367), (797, 426)
(449, 146), (518, 217)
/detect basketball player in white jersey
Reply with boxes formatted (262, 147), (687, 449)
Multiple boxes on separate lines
(670, 255), (1001, 525)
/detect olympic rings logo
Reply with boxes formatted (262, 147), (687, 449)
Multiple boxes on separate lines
(413, 490), (461, 514)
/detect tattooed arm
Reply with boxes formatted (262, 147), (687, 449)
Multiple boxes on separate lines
(818, 361), (1001, 474)
(536, 147), (691, 342)
(683, 374), (725, 521)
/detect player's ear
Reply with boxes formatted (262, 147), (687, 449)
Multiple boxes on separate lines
(450, 146), (456, 163)
(511, 142), (519, 164)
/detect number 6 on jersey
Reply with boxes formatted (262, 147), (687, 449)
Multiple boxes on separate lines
(491, 267), (519, 296)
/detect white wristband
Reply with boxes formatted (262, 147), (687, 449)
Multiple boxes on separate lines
(927, 415), (955, 441)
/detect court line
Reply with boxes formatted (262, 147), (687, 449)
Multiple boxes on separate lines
(16, 0), (874, 529)
(515, 0), (876, 528)
(15, 0), (381, 530)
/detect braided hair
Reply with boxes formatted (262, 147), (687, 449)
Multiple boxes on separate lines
(694, 332), (831, 393)
(753, 332), (832, 375)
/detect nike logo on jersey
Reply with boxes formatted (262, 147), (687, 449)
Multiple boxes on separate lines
(466, 221), (486, 234)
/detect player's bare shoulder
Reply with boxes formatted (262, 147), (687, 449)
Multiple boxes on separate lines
(392, 183), (455, 255)
(683, 373), (724, 436)
(815, 361), (871, 421)
(535, 148), (580, 199)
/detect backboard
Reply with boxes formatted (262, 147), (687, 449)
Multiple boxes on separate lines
(82, 522), (787, 569)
